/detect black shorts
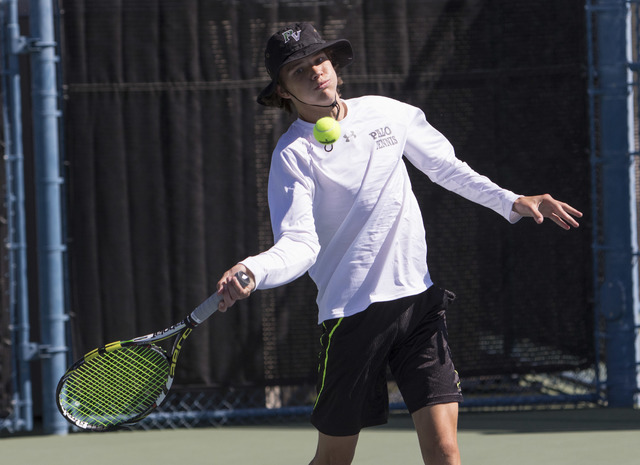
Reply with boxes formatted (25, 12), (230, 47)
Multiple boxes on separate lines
(310, 285), (463, 437)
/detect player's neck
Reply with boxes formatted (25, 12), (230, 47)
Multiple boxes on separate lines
(297, 98), (346, 123)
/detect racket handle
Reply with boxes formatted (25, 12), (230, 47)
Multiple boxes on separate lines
(189, 271), (251, 324)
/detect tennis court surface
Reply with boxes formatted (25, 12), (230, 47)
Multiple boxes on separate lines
(3, 408), (639, 464)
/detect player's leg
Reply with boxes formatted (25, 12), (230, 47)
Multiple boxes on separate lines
(412, 402), (460, 465)
(308, 432), (359, 465)
(309, 305), (405, 464)
(389, 286), (463, 464)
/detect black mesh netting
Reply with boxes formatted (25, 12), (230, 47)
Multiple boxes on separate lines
(51, 0), (592, 412)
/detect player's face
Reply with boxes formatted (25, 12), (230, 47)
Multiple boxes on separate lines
(278, 51), (337, 106)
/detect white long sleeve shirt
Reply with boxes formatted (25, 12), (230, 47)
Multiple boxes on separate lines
(242, 95), (521, 323)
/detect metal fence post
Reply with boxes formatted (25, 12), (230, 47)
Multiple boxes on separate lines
(28, 0), (68, 434)
(587, 0), (640, 407)
(1, 0), (33, 432)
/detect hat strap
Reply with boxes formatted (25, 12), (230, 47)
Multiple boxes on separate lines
(284, 88), (341, 119)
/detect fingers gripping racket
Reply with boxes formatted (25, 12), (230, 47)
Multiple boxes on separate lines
(56, 271), (250, 431)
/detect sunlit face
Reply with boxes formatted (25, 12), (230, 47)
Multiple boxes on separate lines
(277, 51), (337, 107)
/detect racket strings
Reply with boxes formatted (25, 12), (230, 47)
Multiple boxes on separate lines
(66, 361), (157, 419)
(63, 348), (167, 424)
(59, 345), (170, 428)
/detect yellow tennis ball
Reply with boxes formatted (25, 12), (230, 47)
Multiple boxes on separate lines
(313, 117), (341, 145)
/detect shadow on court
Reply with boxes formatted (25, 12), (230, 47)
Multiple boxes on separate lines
(458, 408), (640, 434)
(2, 407), (639, 465)
(377, 407), (640, 434)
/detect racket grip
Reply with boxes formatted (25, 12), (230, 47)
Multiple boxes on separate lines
(190, 271), (251, 324)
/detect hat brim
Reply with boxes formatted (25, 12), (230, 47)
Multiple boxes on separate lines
(257, 39), (353, 106)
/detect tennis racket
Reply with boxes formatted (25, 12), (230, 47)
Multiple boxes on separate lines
(56, 271), (250, 431)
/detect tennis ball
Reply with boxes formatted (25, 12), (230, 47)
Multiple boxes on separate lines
(313, 117), (341, 145)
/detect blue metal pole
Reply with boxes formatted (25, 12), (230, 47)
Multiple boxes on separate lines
(0, 0), (33, 432)
(28, 0), (68, 434)
(589, 0), (639, 407)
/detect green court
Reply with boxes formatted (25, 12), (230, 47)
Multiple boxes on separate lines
(3, 408), (639, 464)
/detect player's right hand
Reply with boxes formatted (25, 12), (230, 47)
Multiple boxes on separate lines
(216, 264), (255, 312)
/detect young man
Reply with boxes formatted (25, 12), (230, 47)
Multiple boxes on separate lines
(216, 23), (582, 465)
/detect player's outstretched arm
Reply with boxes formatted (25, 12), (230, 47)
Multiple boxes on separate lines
(512, 194), (583, 230)
(217, 264), (255, 312)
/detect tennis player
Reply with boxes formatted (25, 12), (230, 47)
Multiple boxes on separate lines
(216, 22), (582, 465)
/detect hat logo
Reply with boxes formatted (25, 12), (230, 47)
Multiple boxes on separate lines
(282, 28), (302, 43)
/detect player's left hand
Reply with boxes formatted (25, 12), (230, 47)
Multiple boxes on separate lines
(512, 194), (583, 230)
